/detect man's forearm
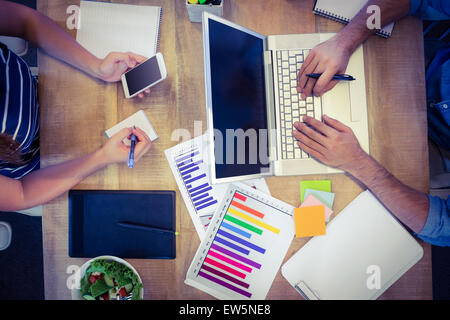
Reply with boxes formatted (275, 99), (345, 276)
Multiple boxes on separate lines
(337, 0), (411, 53)
(347, 155), (429, 234)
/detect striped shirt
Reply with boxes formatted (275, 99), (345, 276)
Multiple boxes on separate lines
(0, 42), (40, 179)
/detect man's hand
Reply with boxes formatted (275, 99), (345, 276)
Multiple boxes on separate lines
(292, 115), (368, 172)
(297, 35), (352, 99)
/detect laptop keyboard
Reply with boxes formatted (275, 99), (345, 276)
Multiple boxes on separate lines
(275, 49), (322, 160)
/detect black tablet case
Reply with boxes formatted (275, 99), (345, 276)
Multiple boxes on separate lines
(69, 190), (176, 259)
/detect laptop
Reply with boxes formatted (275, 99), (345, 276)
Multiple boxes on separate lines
(202, 12), (369, 184)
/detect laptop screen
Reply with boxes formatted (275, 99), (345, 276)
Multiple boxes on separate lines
(208, 18), (270, 180)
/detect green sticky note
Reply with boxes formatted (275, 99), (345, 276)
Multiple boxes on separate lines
(300, 180), (331, 203)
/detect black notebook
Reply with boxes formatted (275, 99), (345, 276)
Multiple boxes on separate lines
(69, 190), (176, 259)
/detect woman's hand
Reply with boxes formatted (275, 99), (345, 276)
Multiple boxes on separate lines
(93, 52), (151, 98)
(99, 127), (152, 165)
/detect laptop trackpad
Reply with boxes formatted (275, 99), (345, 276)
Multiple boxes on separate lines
(322, 82), (355, 124)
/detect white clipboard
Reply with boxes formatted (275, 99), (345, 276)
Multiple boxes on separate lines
(281, 191), (424, 300)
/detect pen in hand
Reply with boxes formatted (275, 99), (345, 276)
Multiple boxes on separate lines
(127, 127), (136, 169)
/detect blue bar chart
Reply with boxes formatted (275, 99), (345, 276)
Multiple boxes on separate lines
(165, 135), (222, 239)
(175, 148), (218, 213)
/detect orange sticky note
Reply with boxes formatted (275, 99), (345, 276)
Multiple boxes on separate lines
(294, 205), (326, 237)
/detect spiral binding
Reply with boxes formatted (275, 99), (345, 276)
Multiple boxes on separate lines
(155, 7), (163, 53)
(313, 7), (390, 38)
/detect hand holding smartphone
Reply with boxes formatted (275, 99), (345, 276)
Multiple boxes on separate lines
(121, 52), (167, 98)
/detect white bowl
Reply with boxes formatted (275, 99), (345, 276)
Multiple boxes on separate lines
(71, 255), (144, 300)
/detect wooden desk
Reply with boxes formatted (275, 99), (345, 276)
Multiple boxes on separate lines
(38, 0), (431, 299)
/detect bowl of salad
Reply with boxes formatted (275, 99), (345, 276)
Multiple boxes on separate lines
(72, 256), (144, 300)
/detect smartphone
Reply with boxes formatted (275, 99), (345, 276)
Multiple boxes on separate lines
(121, 52), (167, 99)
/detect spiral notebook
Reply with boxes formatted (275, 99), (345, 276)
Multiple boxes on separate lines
(76, 1), (162, 59)
(313, 0), (395, 38)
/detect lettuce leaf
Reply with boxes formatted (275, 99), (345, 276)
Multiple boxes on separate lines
(89, 279), (110, 298)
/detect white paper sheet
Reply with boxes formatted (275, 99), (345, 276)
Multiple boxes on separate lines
(105, 110), (158, 145)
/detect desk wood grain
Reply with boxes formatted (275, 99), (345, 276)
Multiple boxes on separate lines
(38, 0), (431, 300)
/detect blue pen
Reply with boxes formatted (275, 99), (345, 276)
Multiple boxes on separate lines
(127, 131), (136, 168)
(306, 73), (356, 81)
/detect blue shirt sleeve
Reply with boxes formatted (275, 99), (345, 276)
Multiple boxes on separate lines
(417, 195), (450, 246)
(409, 0), (450, 19)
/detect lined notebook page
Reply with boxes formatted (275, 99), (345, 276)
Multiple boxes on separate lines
(76, 1), (162, 59)
(313, 0), (395, 38)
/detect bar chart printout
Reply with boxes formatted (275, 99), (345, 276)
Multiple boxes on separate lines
(165, 135), (219, 238)
(165, 134), (272, 240)
(185, 183), (295, 300)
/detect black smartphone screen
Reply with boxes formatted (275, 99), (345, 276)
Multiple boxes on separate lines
(125, 56), (162, 96)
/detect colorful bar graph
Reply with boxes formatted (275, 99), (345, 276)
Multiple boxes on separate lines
(200, 265), (249, 289)
(208, 250), (252, 273)
(186, 184), (295, 300)
(224, 214), (263, 235)
(214, 236), (250, 255)
(217, 229), (266, 254)
(231, 200), (264, 219)
(198, 271), (252, 298)
(211, 243), (261, 269)
(204, 257), (246, 279)
(234, 193), (247, 202)
(228, 207), (280, 234)
(221, 221), (252, 239)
